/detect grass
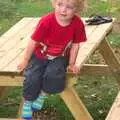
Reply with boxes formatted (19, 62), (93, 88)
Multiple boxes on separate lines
(15, 1), (52, 17)
(0, 0), (120, 120)
(76, 76), (119, 120)
(108, 33), (120, 47)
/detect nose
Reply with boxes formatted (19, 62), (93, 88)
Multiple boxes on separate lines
(61, 6), (67, 13)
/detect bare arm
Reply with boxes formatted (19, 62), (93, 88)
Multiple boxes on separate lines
(67, 43), (80, 74)
(69, 43), (79, 66)
(23, 39), (37, 61)
(17, 39), (37, 71)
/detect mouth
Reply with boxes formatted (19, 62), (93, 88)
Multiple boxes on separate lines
(60, 14), (67, 18)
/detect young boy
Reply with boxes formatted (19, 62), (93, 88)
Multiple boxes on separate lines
(17, 0), (87, 119)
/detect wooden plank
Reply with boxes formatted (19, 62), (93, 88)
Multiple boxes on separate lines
(0, 18), (38, 51)
(0, 76), (23, 86)
(106, 91), (120, 120)
(1, 18), (34, 37)
(85, 25), (98, 38)
(99, 39), (120, 85)
(0, 18), (38, 71)
(78, 18), (98, 38)
(0, 19), (39, 70)
(0, 48), (23, 71)
(1, 63), (112, 76)
(0, 18), (34, 47)
(0, 64), (112, 87)
(0, 118), (16, 120)
(0, 71), (23, 76)
(0, 87), (13, 101)
(60, 87), (93, 120)
(66, 74), (78, 88)
(18, 98), (24, 118)
(75, 21), (114, 69)
(3, 34), (33, 72)
(0, 87), (7, 96)
(99, 40), (120, 120)
(99, 39), (120, 70)
(80, 64), (112, 76)
(0, 73), (77, 87)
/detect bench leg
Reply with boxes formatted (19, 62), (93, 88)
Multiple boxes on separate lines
(60, 87), (93, 120)
(0, 87), (12, 101)
(0, 87), (7, 97)
(17, 97), (24, 118)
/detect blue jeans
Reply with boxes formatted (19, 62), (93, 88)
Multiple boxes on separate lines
(23, 54), (68, 101)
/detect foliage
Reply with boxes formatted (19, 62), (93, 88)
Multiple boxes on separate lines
(108, 33), (120, 47)
(15, 1), (52, 17)
(11, 0), (24, 3)
(82, 0), (120, 18)
(0, 0), (16, 19)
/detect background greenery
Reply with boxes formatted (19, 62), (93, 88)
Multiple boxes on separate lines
(0, 0), (120, 120)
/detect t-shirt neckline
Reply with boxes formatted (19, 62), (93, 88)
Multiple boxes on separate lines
(53, 12), (73, 28)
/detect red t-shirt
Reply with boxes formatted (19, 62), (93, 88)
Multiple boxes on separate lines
(31, 12), (86, 59)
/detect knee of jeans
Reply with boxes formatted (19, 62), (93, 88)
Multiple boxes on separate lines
(44, 70), (66, 83)
(43, 72), (54, 80)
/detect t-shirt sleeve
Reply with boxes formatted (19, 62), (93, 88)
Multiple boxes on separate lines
(73, 19), (87, 43)
(31, 18), (48, 42)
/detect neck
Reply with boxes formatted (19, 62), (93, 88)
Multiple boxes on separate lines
(55, 15), (71, 27)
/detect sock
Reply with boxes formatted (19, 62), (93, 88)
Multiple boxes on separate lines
(22, 101), (32, 120)
(31, 95), (47, 111)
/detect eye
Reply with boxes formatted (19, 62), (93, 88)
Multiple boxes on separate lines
(57, 2), (63, 7)
(67, 6), (74, 9)
(66, 5), (74, 10)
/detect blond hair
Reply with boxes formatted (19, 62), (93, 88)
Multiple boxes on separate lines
(51, 0), (87, 13)
(74, 0), (87, 13)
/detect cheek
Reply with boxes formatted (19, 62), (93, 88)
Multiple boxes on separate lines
(55, 6), (61, 12)
(67, 11), (74, 16)
(55, 8), (59, 15)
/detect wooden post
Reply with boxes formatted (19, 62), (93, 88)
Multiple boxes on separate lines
(99, 38), (120, 85)
(98, 39), (120, 120)
(105, 91), (120, 120)
(0, 87), (6, 97)
(17, 98), (24, 118)
(60, 87), (93, 120)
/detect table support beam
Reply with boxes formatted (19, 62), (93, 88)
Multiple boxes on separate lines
(99, 38), (120, 85)
(60, 87), (93, 120)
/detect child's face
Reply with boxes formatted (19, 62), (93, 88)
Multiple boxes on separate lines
(54, 0), (76, 23)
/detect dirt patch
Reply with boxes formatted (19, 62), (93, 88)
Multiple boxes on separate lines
(33, 107), (58, 120)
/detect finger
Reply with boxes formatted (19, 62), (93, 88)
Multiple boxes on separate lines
(17, 65), (23, 72)
(67, 67), (73, 72)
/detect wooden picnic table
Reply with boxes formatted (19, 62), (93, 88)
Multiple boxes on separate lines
(0, 17), (120, 120)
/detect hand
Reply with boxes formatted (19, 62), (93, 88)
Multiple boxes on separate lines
(17, 58), (28, 72)
(67, 64), (80, 75)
